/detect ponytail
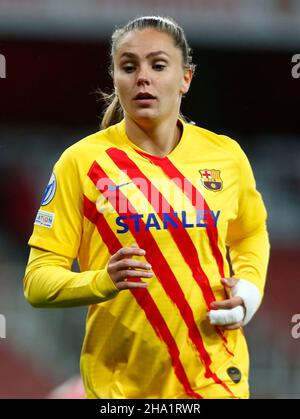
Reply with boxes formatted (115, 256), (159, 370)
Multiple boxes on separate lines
(99, 90), (124, 130)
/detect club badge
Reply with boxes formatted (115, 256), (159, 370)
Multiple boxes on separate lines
(199, 169), (222, 192)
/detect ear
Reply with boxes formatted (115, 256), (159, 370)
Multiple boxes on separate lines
(180, 68), (193, 95)
(113, 82), (118, 95)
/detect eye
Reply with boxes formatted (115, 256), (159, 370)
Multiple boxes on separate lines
(153, 63), (166, 71)
(122, 64), (136, 73)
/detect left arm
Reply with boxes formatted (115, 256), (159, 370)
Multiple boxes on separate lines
(208, 141), (270, 329)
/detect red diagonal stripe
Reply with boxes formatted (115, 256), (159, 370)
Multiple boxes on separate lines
(106, 147), (215, 304)
(135, 150), (225, 279)
(83, 195), (202, 399)
(87, 161), (234, 397)
(106, 147), (231, 351)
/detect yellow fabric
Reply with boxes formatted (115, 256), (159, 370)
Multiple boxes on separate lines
(24, 119), (270, 399)
(24, 248), (118, 308)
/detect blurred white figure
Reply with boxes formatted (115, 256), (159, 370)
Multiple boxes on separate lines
(47, 375), (85, 399)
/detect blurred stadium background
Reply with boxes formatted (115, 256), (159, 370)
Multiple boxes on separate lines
(0, 0), (300, 399)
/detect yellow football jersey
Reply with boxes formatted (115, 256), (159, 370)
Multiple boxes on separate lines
(25, 119), (270, 399)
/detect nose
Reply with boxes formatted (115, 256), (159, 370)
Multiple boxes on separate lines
(137, 77), (149, 86)
(137, 67), (150, 86)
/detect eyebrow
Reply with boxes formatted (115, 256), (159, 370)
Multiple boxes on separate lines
(120, 51), (171, 60)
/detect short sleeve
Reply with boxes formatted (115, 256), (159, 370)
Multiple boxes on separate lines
(28, 149), (83, 258)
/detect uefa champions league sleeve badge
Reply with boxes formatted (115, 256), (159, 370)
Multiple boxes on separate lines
(41, 172), (57, 206)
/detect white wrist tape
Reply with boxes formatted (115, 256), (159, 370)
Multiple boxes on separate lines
(208, 305), (245, 325)
(207, 279), (262, 326)
(231, 279), (261, 325)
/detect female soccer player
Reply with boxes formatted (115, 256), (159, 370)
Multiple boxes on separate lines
(24, 16), (270, 399)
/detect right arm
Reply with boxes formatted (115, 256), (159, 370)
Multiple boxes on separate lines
(24, 245), (152, 308)
(24, 146), (152, 309)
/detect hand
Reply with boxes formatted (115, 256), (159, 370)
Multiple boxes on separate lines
(207, 278), (245, 330)
(107, 243), (153, 291)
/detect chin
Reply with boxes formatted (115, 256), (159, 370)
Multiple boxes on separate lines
(133, 110), (158, 122)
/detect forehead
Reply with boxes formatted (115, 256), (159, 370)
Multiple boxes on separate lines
(114, 28), (180, 59)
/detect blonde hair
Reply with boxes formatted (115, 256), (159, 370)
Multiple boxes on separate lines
(100, 16), (196, 130)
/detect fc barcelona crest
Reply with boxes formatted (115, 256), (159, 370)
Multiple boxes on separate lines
(199, 169), (223, 191)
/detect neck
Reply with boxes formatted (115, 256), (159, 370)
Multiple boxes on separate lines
(124, 114), (182, 157)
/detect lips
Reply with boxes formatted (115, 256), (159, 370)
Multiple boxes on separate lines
(134, 92), (156, 100)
